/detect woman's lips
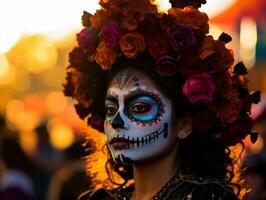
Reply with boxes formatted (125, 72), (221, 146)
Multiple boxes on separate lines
(110, 138), (132, 150)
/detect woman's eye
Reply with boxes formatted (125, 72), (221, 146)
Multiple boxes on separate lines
(106, 106), (117, 116)
(131, 103), (151, 113)
(126, 95), (160, 121)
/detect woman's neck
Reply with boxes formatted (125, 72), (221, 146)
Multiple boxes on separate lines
(131, 144), (179, 200)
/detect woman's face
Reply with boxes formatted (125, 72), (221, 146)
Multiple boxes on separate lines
(104, 69), (178, 164)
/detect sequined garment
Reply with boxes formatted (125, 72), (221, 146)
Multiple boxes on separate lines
(79, 174), (238, 200)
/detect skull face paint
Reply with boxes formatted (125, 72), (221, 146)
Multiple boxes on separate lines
(104, 69), (177, 164)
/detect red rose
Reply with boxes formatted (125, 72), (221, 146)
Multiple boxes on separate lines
(179, 51), (210, 78)
(155, 56), (178, 77)
(77, 27), (98, 54)
(147, 37), (169, 60)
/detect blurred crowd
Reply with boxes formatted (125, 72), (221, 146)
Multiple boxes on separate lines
(0, 115), (92, 200)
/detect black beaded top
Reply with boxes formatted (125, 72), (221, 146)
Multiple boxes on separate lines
(78, 174), (238, 200)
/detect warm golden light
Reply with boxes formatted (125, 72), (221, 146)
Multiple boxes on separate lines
(7, 35), (58, 74)
(19, 130), (38, 154)
(154, 0), (171, 12)
(0, 54), (15, 85)
(10, 69), (31, 92)
(240, 17), (258, 50)
(240, 17), (257, 69)
(6, 99), (41, 131)
(209, 24), (223, 39)
(0, 24), (21, 53)
(229, 143), (249, 199)
(45, 91), (68, 114)
(48, 119), (74, 150)
(87, 0), (101, 14)
(6, 99), (25, 125)
(244, 134), (264, 155)
(0, 54), (10, 77)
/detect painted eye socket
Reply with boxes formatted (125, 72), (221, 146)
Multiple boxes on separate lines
(127, 95), (159, 122)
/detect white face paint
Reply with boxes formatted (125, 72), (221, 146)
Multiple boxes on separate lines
(104, 69), (177, 164)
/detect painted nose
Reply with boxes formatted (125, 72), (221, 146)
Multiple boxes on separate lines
(111, 113), (125, 129)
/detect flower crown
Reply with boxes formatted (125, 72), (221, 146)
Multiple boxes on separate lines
(63, 0), (260, 146)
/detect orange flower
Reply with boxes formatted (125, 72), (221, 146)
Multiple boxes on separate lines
(214, 42), (234, 70)
(90, 10), (108, 31)
(168, 6), (209, 34)
(122, 8), (145, 31)
(119, 33), (146, 58)
(121, 0), (157, 31)
(99, 0), (128, 14)
(95, 41), (118, 70)
(199, 36), (234, 70)
(199, 36), (216, 59)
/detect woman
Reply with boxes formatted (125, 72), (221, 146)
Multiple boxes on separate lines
(63, 0), (260, 199)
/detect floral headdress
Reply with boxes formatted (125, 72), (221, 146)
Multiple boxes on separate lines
(63, 0), (260, 147)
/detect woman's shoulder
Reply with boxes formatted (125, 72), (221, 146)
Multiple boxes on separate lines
(162, 174), (238, 200)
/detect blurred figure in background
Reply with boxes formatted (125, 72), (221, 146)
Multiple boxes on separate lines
(242, 102), (266, 200)
(47, 140), (92, 200)
(0, 136), (36, 200)
(244, 153), (266, 200)
(33, 123), (62, 200)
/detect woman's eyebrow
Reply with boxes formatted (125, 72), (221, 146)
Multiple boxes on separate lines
(105, 95), (118, 103)
(124, 89), (153, 101)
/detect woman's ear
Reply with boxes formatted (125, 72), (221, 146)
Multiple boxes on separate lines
(176, 114), (192, 139)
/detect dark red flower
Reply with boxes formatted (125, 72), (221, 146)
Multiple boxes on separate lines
(221, 114), (253, 146)
(102, 20), (122, 48)
(63, 70), (75, 97)
(77, 27), (98, 54)
(69, 47), (88, 69)
(167, 23), (197, 52)
(147, 37), (169, 60)
(179, 51), (210, 77)
(155, 56), (178, 77)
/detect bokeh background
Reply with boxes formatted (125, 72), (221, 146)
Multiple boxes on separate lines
(0, 0), (266, 199)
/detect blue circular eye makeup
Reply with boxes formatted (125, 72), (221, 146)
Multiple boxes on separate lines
(126, 95), (160, 122)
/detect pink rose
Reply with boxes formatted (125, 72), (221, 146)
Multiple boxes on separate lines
(77, 27), (98, 54)
(182, 73), (215, 104)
